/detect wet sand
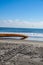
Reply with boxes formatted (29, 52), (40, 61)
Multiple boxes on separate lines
(0, 39), (43, 65)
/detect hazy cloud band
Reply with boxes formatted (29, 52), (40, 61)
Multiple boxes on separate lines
(0, 20), (43, 28)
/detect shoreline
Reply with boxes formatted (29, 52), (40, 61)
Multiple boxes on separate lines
(0, 39), (43, 46)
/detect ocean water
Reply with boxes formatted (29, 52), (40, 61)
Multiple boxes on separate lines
(0, 27), (43, 33)
(0, 27), (43, 41)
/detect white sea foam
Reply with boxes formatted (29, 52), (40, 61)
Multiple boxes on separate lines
(0, 32), (43, 36)
(0, 32), (43, 41)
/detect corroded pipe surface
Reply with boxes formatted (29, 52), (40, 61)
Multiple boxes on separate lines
(0, 34), (28, 40)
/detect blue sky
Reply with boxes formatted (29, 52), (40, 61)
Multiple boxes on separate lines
(0, 0), (43, 21)
(0, 0), (43, 28)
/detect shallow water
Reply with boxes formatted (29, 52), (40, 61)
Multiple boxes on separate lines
(0, 27), (43, 41)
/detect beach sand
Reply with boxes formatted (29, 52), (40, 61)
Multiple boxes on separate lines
(0, 39), (43, 65)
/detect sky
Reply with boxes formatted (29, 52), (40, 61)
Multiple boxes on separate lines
(0, 0), (43, 28)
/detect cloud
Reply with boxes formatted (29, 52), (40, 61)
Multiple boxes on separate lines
(0, 20), (43, 28)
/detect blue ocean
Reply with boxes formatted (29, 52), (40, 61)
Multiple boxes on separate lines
(0, 27), (43, 33)
(0, 27), (43, 41)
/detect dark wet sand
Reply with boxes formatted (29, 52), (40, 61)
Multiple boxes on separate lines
(0, 39), (43, 65)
